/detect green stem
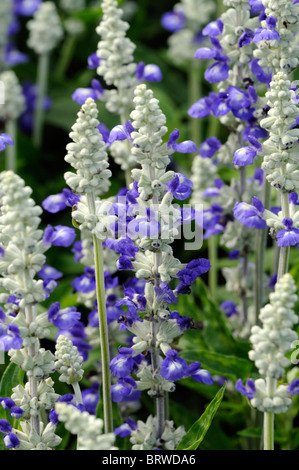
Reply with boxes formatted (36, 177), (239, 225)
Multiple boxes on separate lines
(5, 119), (17, 172)
(87, 193), (113, 433)
(33, 53), (50, 148)
(254, 180), (271, 325)
(93, 233), (113, 433)
(264, 377), (276, 450)
(208, 235), (217, 300)
(55, 34), (76, 81)
(24, 303), (40, 436)
(188, 62), (201, 147)
(120, 112), (133, 187)
(72, 382), (83, 405)
(263, 191), (289, 451)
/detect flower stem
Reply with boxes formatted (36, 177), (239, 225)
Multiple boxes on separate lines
(188, 62), (201, 147)
(24, 303), (40, 436)
(263, 191), (289, 450)
(208, 235), (217, 300)
(87, 193), (113, 433)
(55, 34), (76, 81)
(72, 382), (83, 405)
(254, 180), (271, 325)
(151, 169), (165, 440)
(120, 112), (132, 187)
(264, 377), (276, 450)
(33, 53), (50, 148)
(5, 119), (17, 172)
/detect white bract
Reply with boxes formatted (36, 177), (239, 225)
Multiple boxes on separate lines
(27, 2), (64, 55)
(56, 402), (118, 450)
(0, 71), (25, 121)
(261, 72), (299, 191)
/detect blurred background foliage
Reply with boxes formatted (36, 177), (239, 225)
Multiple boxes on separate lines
(1, 0), (299, 450)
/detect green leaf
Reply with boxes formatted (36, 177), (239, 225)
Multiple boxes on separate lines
(0, 362), (25, 450)
(176, 384), (226, 450)
(193, 279), (251, 358)
(0, 362), (24, 410)
(180, 349), (253, 382)
(237, 427), (262, 439)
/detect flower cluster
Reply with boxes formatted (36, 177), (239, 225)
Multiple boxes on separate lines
(27, 1), (63, 55)
(236, 273), (298, 414)
(0, 171), (73, 449)
(105, 84), (213, 448)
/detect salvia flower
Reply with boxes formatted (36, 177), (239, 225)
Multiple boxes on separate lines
(27, 1), (63, 55)
(160, 350), (188, 381)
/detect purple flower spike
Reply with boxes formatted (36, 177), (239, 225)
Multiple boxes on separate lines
(168, 129), (197, 153)
(0, 419), (12, 434)
(187, 362), (213, 385)
(110, 348), (134, 378)
(10, 406), (24, 419)
(199, 137), (221, 158)
(233, 200), (266, 229)
(48, 302), (81, 329)
(160, 350), (188, 381)
(202, 19), (224, 37)
(161, 11), (186, 32)
(253, 28), (280, 42)
(111, 377), (137, 403)
(167, 173), (193, 200)
(276, 218), (299, 247)
(136, 62), (163, 82)
(114, 417), (137, 437)
(87, 52), (101, 69)
(3, 433), (20, 449)
(0, 133), (14, 152)
(188, 98), (211, 118)
(72, 267), (96, 293)
(205, 62), (229, 84)
(235, 378), (256, 399)
(194, 48), (217, 59)
(72, 88), (99, 105)
(288, 379), (299, 396)
(42, 193), (68, 213)
(233, 146), (257, 166)
(221, 300), (238, 318)
(43, 225), (76, 247)
(177, 258), (211, 286)
(108, 121), (134, 145)
(0, 398), (15, 410)
(14, 0), (42, 16)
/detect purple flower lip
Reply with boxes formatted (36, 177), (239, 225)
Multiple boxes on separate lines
(235, 378), (256, 399)
(161, 11), (186, 32)
(252, 28), (280, 42)
(233, 146), (257, 166)
(0, 133), (14, 152)
(168, 129), (197, 154)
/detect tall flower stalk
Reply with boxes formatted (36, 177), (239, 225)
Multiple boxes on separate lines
(106, 84), (213, 449)
(0, 71), (25, 171)
(64, 97), (115, 433)
(27, 1), (63, 148)
(0, 171), (72, 449)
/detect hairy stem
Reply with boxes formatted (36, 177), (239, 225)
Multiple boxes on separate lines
(263, 192), (289, 450)
(188, 62), (202, 147)
(33, 53), (50, 148)
(254, 180), (271, 325)
(5, 119), (17, 172)
(87, 193), (113, 433)
(55, 34), (76, 81)
(24, 303), (40, 436)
